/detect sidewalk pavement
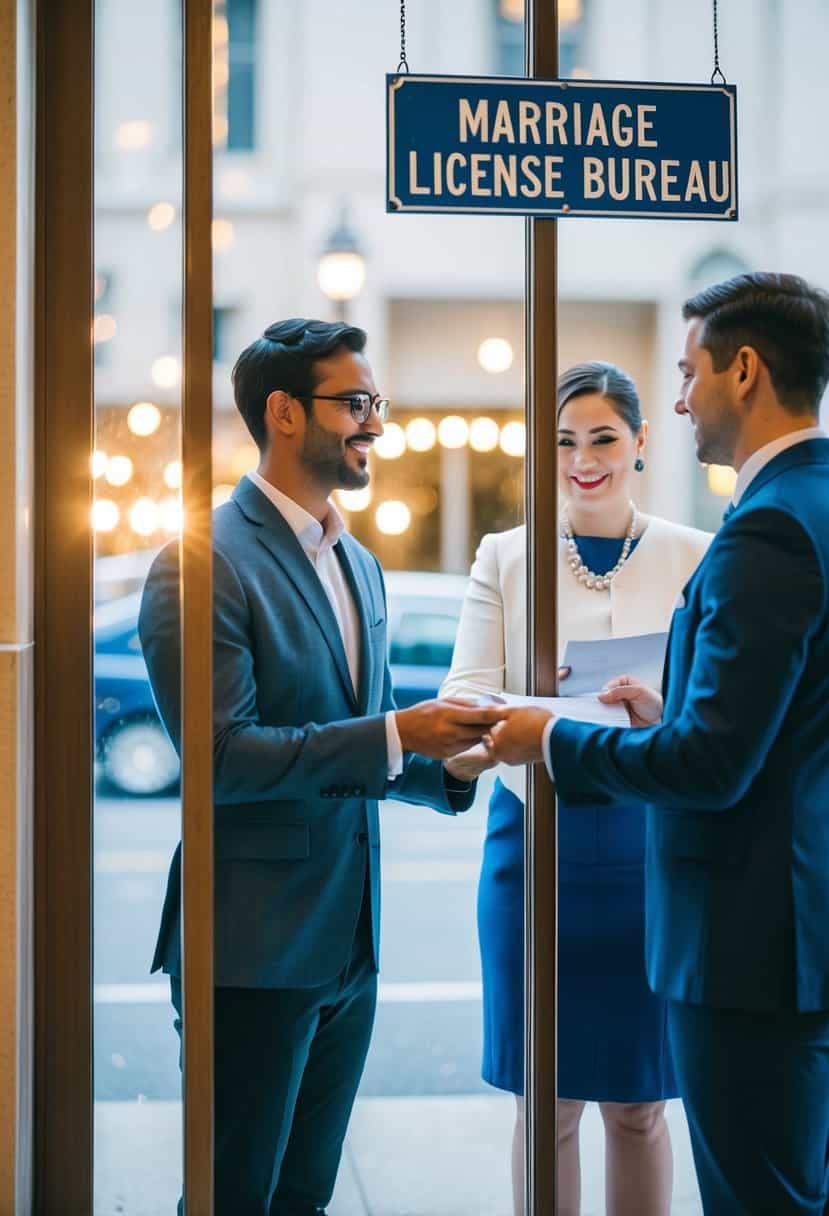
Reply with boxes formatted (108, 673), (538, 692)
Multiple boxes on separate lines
(95, 1095), (702, 1214)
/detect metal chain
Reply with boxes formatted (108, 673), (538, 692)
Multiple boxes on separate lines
(711, 0), (727, 85)
(397, 0), (410, 73)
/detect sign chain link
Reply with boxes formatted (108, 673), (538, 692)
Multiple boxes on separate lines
(711, 0), (727, 85)
(397, 0), (410, 73)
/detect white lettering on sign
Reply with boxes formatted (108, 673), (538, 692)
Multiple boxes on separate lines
(546, 102), (569, 144)
(544, 155), (565, 198)
(685, 160), (707, 201)
(634, 160), (657, 201)
(576, 157), (730, 205)
(585, 105), (610, 146)
(409, 150), (430, 195)
(456, 98), (664, 150)
(521, 156), (542, 197)
(446, 153), (466, 196)
(492, 100), (515, 142)
(611, 104), (634, 148)
(519, 101), (542, 144)
(408, 152), (569, 199)
(661, 159), (681, 202)
(407, 147), (732, 209)
(708, 161), (730, 202)
(583, 157), (605, 199)
(637, 105), (658, 147)
(458, 98), (488, 142)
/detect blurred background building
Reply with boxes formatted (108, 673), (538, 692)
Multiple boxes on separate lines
(91, 0), (829, 573)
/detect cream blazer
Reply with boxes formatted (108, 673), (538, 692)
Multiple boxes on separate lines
(440, 515), (712, 800)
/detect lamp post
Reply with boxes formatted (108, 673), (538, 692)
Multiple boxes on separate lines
(316, 202), (366, 321)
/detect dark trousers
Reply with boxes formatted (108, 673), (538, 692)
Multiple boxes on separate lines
(668, 999), (829, 1215)
(171, 888), (377, 1216)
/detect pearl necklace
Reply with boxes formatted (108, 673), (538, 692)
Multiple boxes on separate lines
(560, 502), (638, 591)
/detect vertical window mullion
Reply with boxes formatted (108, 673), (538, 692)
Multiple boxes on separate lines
(34, 0), (95, 1209)
(524, 2), (560, 1213)
(181, 1), (215, 1211)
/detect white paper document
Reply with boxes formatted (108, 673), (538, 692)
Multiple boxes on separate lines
(494, 690), (629, 728)
(561, 632), (669, 697)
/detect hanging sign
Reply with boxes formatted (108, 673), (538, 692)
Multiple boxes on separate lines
(387, 74), (737, 220)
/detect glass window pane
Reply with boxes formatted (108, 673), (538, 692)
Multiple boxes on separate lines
(209, 4), (526, 1210)
(93, 0), (183, 1207)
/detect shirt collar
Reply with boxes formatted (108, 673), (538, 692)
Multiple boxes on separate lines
(246, 470), (345, 557)
(731, 426), (827, 506)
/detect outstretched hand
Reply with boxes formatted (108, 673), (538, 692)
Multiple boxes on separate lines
(599, 676), (663, 727)
(395, 698), (509, 760)
(443, 742), (497, 782)
(484, 707), (554, 766)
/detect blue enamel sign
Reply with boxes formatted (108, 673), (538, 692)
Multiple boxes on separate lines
(387, 74), (737, 220)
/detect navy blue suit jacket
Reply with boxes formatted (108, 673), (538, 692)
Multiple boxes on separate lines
(548, 438), (829, 1012)
(139, 477), (474, 989)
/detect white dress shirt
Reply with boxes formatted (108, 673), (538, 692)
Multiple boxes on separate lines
(732, 425), (827, 505)
(247, 471), (403, 778)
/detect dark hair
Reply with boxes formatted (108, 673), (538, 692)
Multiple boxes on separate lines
(557, 361), (642, 434)
(231, 318), (368, 450)
(682, 272), (829, 414)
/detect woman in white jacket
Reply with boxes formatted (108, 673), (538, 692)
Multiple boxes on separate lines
(442, 363), (711, 1216)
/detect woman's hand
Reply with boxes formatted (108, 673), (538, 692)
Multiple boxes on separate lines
(443, 742), (497, 783)
(598, 676), (663, 727)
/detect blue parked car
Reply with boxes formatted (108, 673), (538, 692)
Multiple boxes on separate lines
(94, 570), (467, 797)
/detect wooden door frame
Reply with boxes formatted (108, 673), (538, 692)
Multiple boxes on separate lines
(33, 0), (94, 1206)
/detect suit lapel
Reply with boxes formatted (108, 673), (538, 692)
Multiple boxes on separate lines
(335, 535), (375, 715)
(734, 437), (829, 513)
(661, 439), (829, 707)
(233, 479), (358, 710)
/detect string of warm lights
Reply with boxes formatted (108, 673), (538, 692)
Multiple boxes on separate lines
(91, 407), (526, 539)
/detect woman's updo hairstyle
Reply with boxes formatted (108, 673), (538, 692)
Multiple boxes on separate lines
(557, 361), (642, 435)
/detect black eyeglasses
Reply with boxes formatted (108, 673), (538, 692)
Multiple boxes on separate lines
(298, 393), (390, 424)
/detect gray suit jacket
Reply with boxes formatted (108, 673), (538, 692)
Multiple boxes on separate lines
(139, 476), (474, 988)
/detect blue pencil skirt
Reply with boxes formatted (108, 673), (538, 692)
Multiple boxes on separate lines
(478, 779), (677, 1102)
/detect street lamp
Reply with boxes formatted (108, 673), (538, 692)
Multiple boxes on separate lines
(316, 203), (366, 321)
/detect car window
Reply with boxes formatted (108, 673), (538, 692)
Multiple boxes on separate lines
(389, 611), (459, 667)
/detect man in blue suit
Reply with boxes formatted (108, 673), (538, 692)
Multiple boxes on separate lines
(487, 273), (829, 1214)
(139, 318), (505, 1214)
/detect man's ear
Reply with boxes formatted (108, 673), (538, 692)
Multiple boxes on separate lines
(733, 345), (762, 402)
(265, 389), (303, 439)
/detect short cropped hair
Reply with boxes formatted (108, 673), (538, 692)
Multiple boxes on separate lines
(231, 318), (367, 450)
(557, 361), (643, 434)
(682, 272), (829, 414)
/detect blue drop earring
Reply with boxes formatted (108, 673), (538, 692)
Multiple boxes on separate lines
(634, 457), (645, 472)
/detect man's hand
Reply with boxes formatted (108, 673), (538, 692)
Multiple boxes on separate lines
(484, 707), (553, 766)
(395, 699), (508, 760)
(443, 742), (497, 783)
(598, 676), (663, 727)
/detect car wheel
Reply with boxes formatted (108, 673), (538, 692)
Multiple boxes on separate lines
(100, 715), (180, 796)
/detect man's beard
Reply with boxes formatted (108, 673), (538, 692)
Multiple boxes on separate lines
(694, 398), (740, 467)
(300, 415), (369, 490)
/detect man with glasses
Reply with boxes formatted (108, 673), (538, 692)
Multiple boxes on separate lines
(139, 318), (504, 1214)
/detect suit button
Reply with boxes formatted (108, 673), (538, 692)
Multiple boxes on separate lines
(355, 831), (368, 845)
